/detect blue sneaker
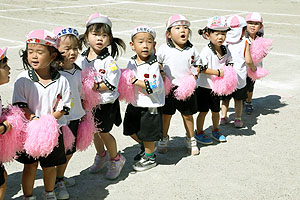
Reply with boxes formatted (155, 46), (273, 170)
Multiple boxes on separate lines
(194, 131), (213, 145)
(211, 129), (226, 142)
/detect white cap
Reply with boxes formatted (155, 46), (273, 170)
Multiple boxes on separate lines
(86, 13), (112, 28)
(166, 14), (190, 30)
(131, 25), (156, 40)
(206, 16), (229, 31)
(226, 15), (247, 44)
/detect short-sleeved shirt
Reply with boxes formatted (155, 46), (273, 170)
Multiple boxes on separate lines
(157, 40), (201, 86)
(197, 42), (233, 89)
(126, 55), (165, 108)
(59, 64), (85, 121)
(12, 69), (71, 127)
(76, 48), (120, 104)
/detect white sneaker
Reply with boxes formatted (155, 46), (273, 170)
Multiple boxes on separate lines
(43, 191), (57, 200)
(184, 137), (200, 156)
(23, 196), (37, 200)
(55, 181), (69, 200)
(157, 136), (169, 154)
(106, 154), (126, 180)
(63, 176), (75, 187)
(89, 151), (110, 173)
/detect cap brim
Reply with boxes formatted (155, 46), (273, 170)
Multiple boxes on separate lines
(86, 17), (112, 28)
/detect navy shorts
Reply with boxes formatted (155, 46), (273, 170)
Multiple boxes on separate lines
(0, 164), (5, 186)
(220, 86), (247, 101)
(66, 119), (80, 155)
(93, 99), (122, 133)
(246, 76), (255, 92)
(123, 104), (163, 141)
(196, 87), (220, 113)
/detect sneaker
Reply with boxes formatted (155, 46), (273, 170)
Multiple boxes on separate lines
(133, 154), (157, 172)
(157, 136), (169, 154)
(43, 191), (57, 200)
(245, 102), (254, 114)
(23, 196), (37, 200)
(134, 145), (145, 161)
(89, 151), (110, 174)
(55, 181), (69, 200)
(234, 119), (243, 128)
(194, 131), (213, 145)
(211, 129), (226, 142)
(220, 117), (229, 125)
(105, 154), (126, 180)
(184, 137), (200, 155)
(63, 176), (75, 187)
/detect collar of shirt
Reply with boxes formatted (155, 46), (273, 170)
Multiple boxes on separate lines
(81, 47), (110, 60)
(131, 54), (157, 66)
(28, 69), (60, 82)
(167, 40), (193, 50)
(208, 42), (227, 57)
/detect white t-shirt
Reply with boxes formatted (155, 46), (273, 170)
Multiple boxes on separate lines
(76, 48), (120, 104)
(59, 64), (85, 121)
(12, 69), (71, 127)
(157, 41), (201, 86)
(226, 38), (247, 89)
(197, 42), (233, 89)
(126, 55), (165, 108)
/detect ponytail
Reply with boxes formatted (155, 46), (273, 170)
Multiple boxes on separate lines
(110, 37), (126, 59)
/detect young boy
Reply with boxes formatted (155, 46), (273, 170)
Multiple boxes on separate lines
(123, 25), (165, 171)
(195, 16), (231, 144)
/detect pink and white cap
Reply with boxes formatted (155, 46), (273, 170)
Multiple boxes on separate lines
(131, 25), (156, 40)
(226, 15), (247, 44)
(53, 26), (79, 39)
(246, 12), (263, 23)
(26, 29), (58, 49)
(206, 16), (229, 31)
(166, 14), (190, 30)
(0, 47), (8, 60)
(86, 13), (112, 28)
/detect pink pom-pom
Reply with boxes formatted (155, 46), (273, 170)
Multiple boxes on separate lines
(247, 66), (269, 81)
(24, 115), (59, 159)
(81, 67), (101, 111)
(212, 65), (238, 96)
(62, 126), (75, 152)
(250, 37), (272, 65)
(118, 69), (136, 104)
(76, 111), (96, 151)
(164, 76), (173, 97)
(0, 106), (27, 163)
(174, 75), (196, 101)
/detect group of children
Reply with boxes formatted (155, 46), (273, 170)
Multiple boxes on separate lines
(0, 12), (266, 200)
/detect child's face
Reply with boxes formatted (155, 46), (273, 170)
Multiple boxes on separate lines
(27, 44), (55, 71)
(206, 31), (227, 47)
(87, 29), (110, 54)
(167, 25), (189, 49)
(130, 32), (156, 62)
(247, 21), (262, 35)
(0, 60), (10, 85)
(58, 36), (79, 66)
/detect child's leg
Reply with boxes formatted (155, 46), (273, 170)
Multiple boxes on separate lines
(89, 134), (109, 174)
(181, 114), (194, 138)
(56, 154), (72, 179)
(162, 114), (172, 138)
(93, 133), (105, 154)
(246, 91), (253, 103)
(42, 166), (56, 192)
(234, 99), (243, 119)
(0, 169), (7, 200)
(211, 111), (226, 142)
(99, 132), (118, 159)
(130, 134), (141, 143)
(22, 162), (38, 197)
(144, 141), (155, 155)
(212, 111), (220, 131)
(196, 112), (208, 133)
(221, 100), (230, 118)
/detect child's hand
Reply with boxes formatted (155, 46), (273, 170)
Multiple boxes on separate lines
(219, 69), (224, 77)
(250, 66), (257, 72)
(3, 120), (12, 133)
(92, 82), (99, 91)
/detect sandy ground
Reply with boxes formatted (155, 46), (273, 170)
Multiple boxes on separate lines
(0, 0), (300, 199)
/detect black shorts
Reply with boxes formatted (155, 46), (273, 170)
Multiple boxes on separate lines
(123, 104), (163, 141)
(66, 119), (80, 155)
(196, 87), (220, 113)
(0, 164), (5, 186)
(163, 87), (198, 115)
(93, 99), (122, 133)
(246, 76), (255, 92)
(16, 131), (66, 168)
(220, 86), (247, 101)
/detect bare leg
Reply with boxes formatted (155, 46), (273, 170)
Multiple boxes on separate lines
(196, 112), (208, 134)
(212, 112), (220, 131)
(221, 100), (230, 118)
(144, 141), (155, 154)
(93, 133), (105, 154)
(100, 132), (118, 159)
(22, 162), (38, 197)
(162, 114), (172, 138)
(181, 114), (194, 138)
(56, 154), (72, 178)
(246, 91), (253, 103)
(234, 99), (243, 119)
(0, 169), (7, 200)
(42, 166), (56, 192)
(130, 134), (141, 143)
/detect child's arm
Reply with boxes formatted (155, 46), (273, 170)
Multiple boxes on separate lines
(131, 78), (146, 89)
(0, 120), (12, 134)
(201, 68), (224, 77)
(52, 110), (66, 120)
(158, 62), (165, 79)
(245, 41), (257, 72)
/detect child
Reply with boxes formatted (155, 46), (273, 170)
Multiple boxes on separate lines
(123, 25), (164, 171)
(12, 30), (71, 200)
(194, 16), (231, 144)
(0, 47), (12, 200)
(156, 14), (200, 155)
(76, 13), (126, 179)
(245, 12), (264, 114)
(53, 27), (85, 199)
(220, 15), (256, 128)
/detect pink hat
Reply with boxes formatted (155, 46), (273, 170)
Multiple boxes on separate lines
(53, 27), (79, 39)
(86, 13), (112, 28)
(246, 12), (263, 23)
(166, 14), (190, 30)
(226, 15), (247, 44)
(26, 29), (58, 49)
(0, 47), (8, 60)
(206, 16), (229, 31)
(131, 25), (156, 40)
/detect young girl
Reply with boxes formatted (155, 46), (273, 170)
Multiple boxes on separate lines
(0, 47), (12, 200)
(76, 13), (126, 179)
(123, 25), (164, 171)
(53, 27), (85, 199)
(157, 14), (200, 155)
(220, 15), (256, 128)
(195, 16), (231, 144)
(245, 12), (264, 114)
(12, 29), (71, 200)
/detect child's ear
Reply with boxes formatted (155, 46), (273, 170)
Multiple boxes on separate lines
(153, 41), (157, 48)
(166, 31), (172, 39)
(205, 32), (209, 39)
(50, 52), (58, 62)
(129, 41), (135, 51)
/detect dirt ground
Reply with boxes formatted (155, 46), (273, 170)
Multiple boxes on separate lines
(0, 0), (300, 199)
